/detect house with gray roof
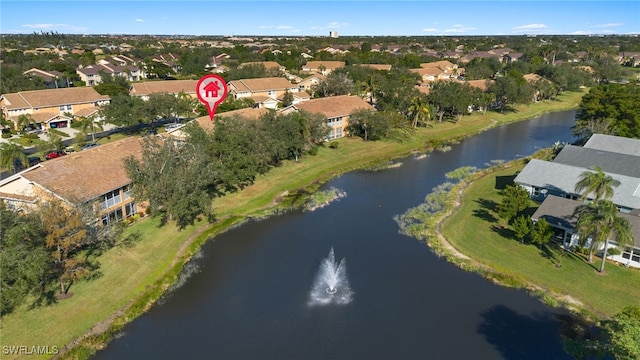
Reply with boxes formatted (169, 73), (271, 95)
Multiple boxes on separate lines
(515, 134), (640, 268)
(532, 195), (640, 268)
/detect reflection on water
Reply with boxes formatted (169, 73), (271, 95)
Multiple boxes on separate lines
(94, 110), (577, 360)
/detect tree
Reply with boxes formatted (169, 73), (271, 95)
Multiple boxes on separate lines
(496, 184), (531, 226)
(574, 166), (620, 201)
(407, 95), (431, 128)
(40, 200), (90, 295)
(93, 71), (130, 97)
(124, 136), (216, 229)
(0, 202), (50, 315)
(346, 109), (400, 142)
(99, 94), (149, 128)
(512, 215), (533, 244)
(36, 131), (65, 155)
(530, 218), (553, 249)
(313, 72), (355, 98)
(15, 114), (36, 132)
(573, 200), (632, 272)
(0, 142), (28, 172)
(603, 306), (640, 360)
(281, 90), (294, 108)
(77, 116), (104, 142)
(573, 84), (640, 140)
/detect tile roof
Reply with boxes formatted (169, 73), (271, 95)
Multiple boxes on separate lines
(1, 87), (110, 110)
(359, 64), (392, 71)
(420, 60), (456, 70)
(130, 80), (199, 96)
(228, 77), (295, 93)
(303, 61), (346, 70)
(21, 137), (143, 203)
(295, 95), (375, 119)
(238, 61), (284, 70)
(217, 107), (270, 120)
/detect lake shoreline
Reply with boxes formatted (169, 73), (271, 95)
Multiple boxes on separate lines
(50, 94), (585, 359)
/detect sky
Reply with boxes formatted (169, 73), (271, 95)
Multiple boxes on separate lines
(1, 1), (639, 37)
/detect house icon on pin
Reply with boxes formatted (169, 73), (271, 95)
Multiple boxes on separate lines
(203, 81), (221, 98)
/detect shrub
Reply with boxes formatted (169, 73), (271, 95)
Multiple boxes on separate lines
(329, 141), (339, 149)
(308, 146), (318, 156)
(1, 133), (11, 139)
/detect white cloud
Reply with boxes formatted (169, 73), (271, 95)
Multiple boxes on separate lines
(513, 23), (548, 31)
(442, 24), (476, 34)
(135, 19), (145, 23)
(21, 23), (87, 32)
(276, 25), (293, 30)
(421, 28), (438, 32)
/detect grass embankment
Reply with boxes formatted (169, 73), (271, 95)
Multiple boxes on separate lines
(441, 164), (640, 319)
(1, 91), (585, 360)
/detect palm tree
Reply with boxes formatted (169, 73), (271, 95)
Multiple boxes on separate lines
(574, 166), (620, 201)
(15, 114), (36, 132)
(573, 200), (633, 272)
(78, 116), (104, 142)
(408, 96), (431, 128)
(0, 142), (28, 172)
(361, 76), (379, 106)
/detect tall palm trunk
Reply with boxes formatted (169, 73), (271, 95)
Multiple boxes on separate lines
(599, 239), (609, 273)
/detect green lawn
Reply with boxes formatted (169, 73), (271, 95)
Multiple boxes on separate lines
(1, 90), (586, 359)
(441, 164), (640, 318)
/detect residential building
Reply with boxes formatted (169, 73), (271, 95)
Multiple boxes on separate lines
(76, 63), (142, 86)
(0, 137), (144, 225)
(227, 77), (298, 109)
(302, 61), (346, 75)
(0, 87), (110, 130)
(531, 195), (640, 268)
(296, 74), (326, 94)
(292, 95), (375, 140)
(358, 64), (392, 72)
(22, 68), (68, 89)
(238, 61), (286, 72)
(515, 134), (640, 268)
(129, 79), (199, 100)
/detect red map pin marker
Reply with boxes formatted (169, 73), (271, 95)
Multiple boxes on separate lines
(196, 74), (228, 121)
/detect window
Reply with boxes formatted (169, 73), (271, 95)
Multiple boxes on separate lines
(100, 189), (122, 210)
(268, 90), (276, 96)
(101, 208), (124, 225)
(335, 127), (343, 138)
(125, 202), (137, 217)
(123, 185), (132, 200)
(59, 105), (65, 112)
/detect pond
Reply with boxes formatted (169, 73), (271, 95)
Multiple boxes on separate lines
(95, 110), (578, 359)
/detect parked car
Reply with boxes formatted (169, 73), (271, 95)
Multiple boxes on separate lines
(82, 143), (100, 151)
(13, 156), (41, 171)
(45, 150), (67, 160)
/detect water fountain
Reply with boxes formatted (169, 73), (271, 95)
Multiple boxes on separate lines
(308, 247), (353, 306)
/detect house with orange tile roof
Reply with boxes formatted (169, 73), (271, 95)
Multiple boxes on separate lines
(0, 137), (144, 225)
(0, 87), (110, 130)
(292, 95), (375, 140)
(227, 77), (298, 109)
(129, 79), (199, 100)
(238, 61), (286, 72)
(296, 74), (326, 94)
(358, 64), (392, 72)
(302, 61), (346, 75)
(410, 67), (451, 83)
